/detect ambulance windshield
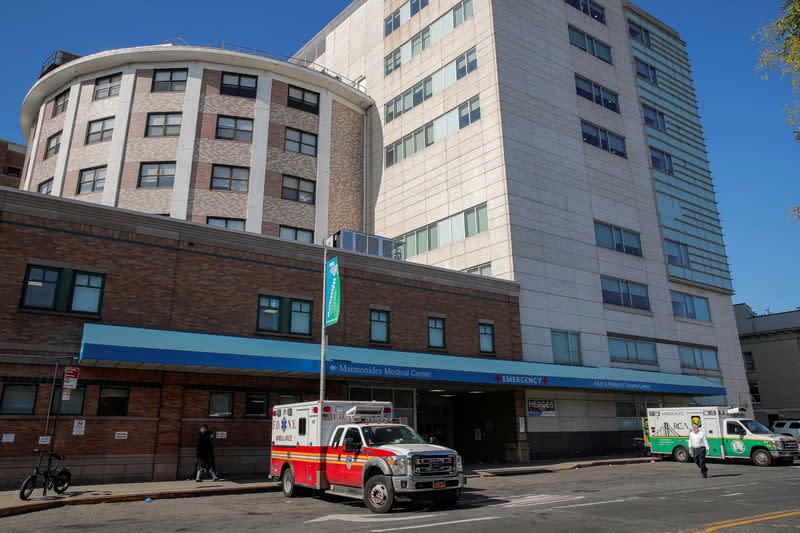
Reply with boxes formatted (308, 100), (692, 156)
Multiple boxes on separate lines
(361, 425), (427, 446)
(741, 419), (772, 435)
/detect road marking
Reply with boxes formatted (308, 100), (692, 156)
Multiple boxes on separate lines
(371, 516), (501, 532)
(719, 493), (742, 497)
(501, 494), (584, 508)
(694, 510), (800, 532)
(551, 497), (640, 509)
(306, 513), (447, 524)
(673, 482), (758, 494)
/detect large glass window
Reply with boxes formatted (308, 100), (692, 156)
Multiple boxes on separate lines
(464, 263), (492, 277)
(608, 337), (657, 364)
(671, 291), (711, 321)
(51, 386), (85, 415)
(78, 166), (106, 194)
(628, 21), (651, 47)
(565, 0), (606, 24)
(400, 203), (487, 258)
(152, 69), (187, 92)
(642, 105), (667, 132)
(634, 59), (658, 84)
(21, 265), (61, 310)
(287, 85), (320, 114)
(601, 276), (650, 310)
(45, 132), (61, 159)
(581, 121), (627, 158)
(86, 117), (114, 144)
(38, 179), (53, 195)
(97, 387), (129, 416)
(216, 116), (253, 142)
(0, 384), (37, 415)
(209, 392), (233, 417)
(138, 162), (176, 188)
(568, 26), (612, 63)
(290, 299), (312, 335)
(594, 221), (641, 256)
(94, 73), (122, 100)
(70, 271), (106, 313)
(146, 112), (182, 137)
(279, 226), (314, 243)
(370, 310), (390, 343)
(428, 317), (445, 349)
(664, 240), (691, 267)
(552, 330), (581, 365)
(211, 164), (249, 191)
(281, 175), (315, 204)
(650, 147), (674, 174)
(53, 89), (69, 117)
(679, 346), (719, 370)
(245, 392), (267, 416)
(479, 323), (495, 353)
(285, 128), (318, 156)
(207, 217), (245, 230)
(575, 75), (619, 113)
(220, 72), (257, 98)
(384, 0), (473, 75)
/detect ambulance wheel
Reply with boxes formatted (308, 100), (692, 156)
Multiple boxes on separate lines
(281, 467), (298, 497)
(673, 446), (690, 463)
(364, 475), (394, 513)
(751, 449), (772, 467)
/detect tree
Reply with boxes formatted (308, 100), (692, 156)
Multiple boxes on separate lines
(756, 1), (800, 220)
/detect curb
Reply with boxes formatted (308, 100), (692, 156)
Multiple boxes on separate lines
(0, 483), (280, 519)
(466, 456), (661, 478)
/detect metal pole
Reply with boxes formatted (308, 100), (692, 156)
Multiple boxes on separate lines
(319, 246), (328, 402)
(43, 361), (59, 437)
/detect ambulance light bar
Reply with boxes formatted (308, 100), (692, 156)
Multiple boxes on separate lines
(346, 405), (387, 416)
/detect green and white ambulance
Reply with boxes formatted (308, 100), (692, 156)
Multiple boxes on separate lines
(645, 407), (799, 467)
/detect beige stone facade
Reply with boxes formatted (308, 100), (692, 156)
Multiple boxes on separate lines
(20, 45), (370, 242)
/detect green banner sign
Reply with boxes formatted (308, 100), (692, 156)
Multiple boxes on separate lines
(324, 257), (340, 327)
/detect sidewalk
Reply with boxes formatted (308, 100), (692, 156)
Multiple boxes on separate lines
(0, 455), (660, 518)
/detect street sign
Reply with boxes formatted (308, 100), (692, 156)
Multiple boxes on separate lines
(215, 431), (227, 439)
(38, 436), (51, 445)
(63, 366), (79, 390)
(73, 420), (86, 436)
(115, 431), (128, 440)
(2, 434), (14, 443)
(324, 257), (340, 327)
(61, 389), (71, 401)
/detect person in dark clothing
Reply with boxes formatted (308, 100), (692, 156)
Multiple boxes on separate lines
(195, 425), (219, 481)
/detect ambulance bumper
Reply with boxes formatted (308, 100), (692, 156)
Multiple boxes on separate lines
(770, 450), (798, 458)
(391, 473), (465, 494)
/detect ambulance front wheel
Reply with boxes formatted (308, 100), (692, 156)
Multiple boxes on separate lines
(281, 466), (298, 497)
(364, 475), (395, 513)
(673, 446), (690, 463)
(751, 449), (772, 467)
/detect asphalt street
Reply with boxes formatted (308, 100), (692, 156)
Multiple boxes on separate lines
(3, 461), (799, 532)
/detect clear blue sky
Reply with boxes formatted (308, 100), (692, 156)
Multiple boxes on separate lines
(0, 1), (796, 313)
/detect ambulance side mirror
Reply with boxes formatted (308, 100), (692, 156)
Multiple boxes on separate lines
(343, 438), (360, 453)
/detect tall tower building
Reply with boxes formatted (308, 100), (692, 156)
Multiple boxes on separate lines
(297, 0), (749, 445)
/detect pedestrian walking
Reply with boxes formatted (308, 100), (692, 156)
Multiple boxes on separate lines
(195, 424), (219, 482)
(688, 422), (710, 478)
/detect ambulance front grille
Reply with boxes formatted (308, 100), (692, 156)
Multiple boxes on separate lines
(413, 455), (455, 476)
(784, 440), (799, 452)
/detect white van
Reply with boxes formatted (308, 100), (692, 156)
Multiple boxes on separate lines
(772, 420), (800, 441)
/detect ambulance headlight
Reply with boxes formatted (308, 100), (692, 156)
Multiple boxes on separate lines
(387, 455), (409, 475)
(776, 440), (784, 450)
(455, 455), (463, 472)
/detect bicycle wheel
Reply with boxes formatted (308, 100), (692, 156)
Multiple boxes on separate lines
(19, 475), (36, 500)
(53, 472), (70, 494)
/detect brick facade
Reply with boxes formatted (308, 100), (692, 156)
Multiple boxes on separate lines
(0, 188), (522, 486)
(0, 140), (25, 189)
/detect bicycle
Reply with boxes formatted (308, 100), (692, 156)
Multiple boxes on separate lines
(19, 448), (71, 500)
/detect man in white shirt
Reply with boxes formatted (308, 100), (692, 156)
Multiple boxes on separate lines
(688, 422), (710, 478)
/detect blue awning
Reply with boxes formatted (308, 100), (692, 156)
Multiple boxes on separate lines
(79, 324), (726, 396)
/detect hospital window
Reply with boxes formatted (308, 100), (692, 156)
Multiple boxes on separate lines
(0, 384), (37, 415)
(257, 296), (313, 336)
(594, 221), (641, 256)
(679, 346), (719, 370)
(479, 323), (495, 354)
(209, 391), (234, 417)
(671, 291), (711, 322)
(600, 276), (650, 311)
(244, 392), (267, 416)
(552, 330), (581, 366)
(565, 0), (605, 24)
(428, 317), (445, 349)
(97, 387), (129, 416)
(20, 264), (105, 315)
(568, 26), (612, 64)
(370, 309), (390, 343)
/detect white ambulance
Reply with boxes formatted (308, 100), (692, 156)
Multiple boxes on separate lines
(269, 400), (465, 513)
(645, 406), (799, 466)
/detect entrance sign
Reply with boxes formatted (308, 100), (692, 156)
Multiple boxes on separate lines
(73, 420), (86, 436)
(527, 399), (556, 416)
(324, 257), (341, 327)
(63, 366), (79, 390)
